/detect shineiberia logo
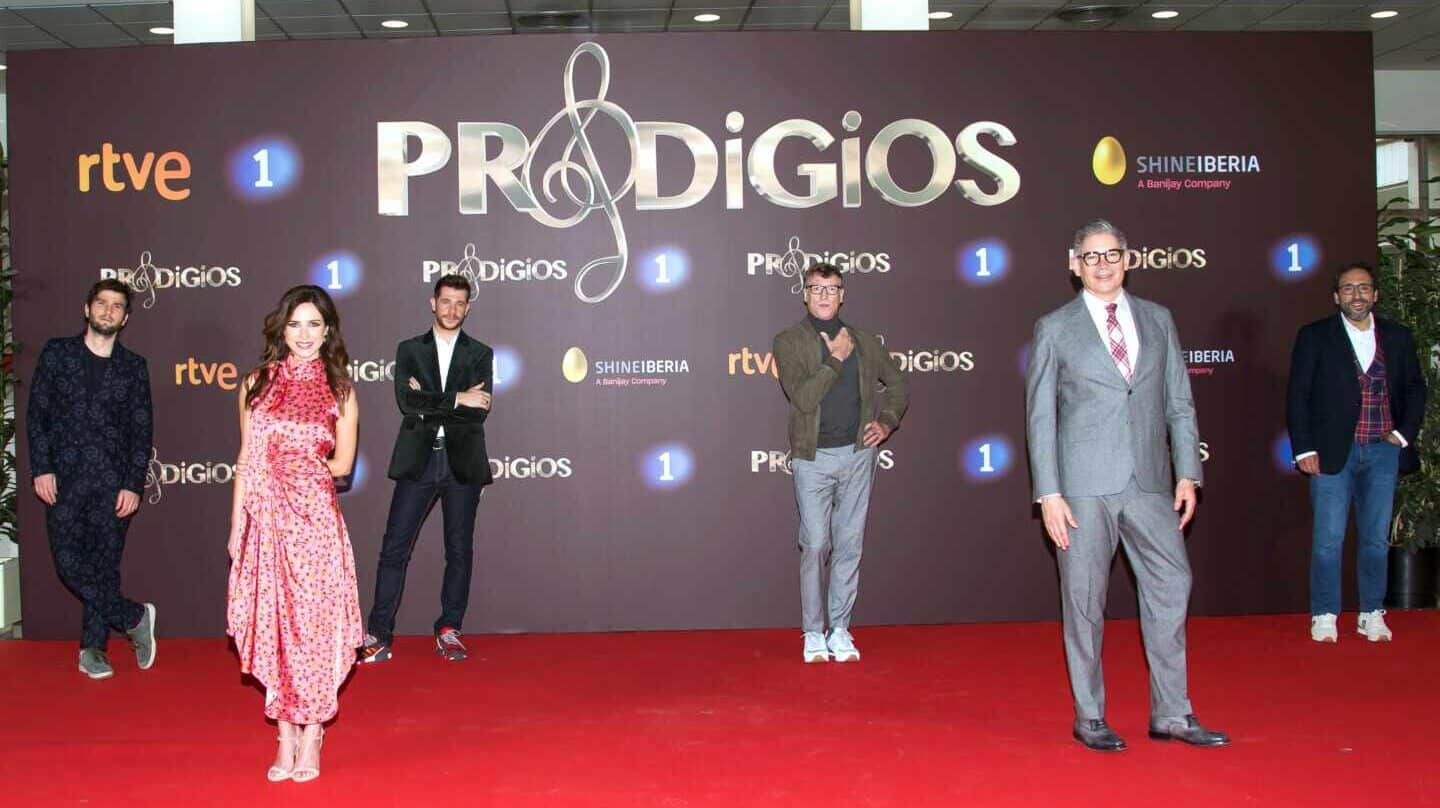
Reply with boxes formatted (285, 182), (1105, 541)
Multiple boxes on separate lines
(1090, 135), (1260, 192)
(561, 346), (690, 388)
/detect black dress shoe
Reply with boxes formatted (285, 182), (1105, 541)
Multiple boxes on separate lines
(1148, 714), (1230, 747)
(1072, 718), (1127, 752)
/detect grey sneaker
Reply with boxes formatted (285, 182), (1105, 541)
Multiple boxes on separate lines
(78, 648), (114, 680)
(126, 602), (157, 670)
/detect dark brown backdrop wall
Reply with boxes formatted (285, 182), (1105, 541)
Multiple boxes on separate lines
(10, 32), (1375, 639)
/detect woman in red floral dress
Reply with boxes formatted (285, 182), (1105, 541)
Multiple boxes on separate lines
(227, 285), (363, 783)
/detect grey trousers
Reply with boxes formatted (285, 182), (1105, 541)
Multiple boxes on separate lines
(792, 445), (877, 633)
(1059, 477), (1194, 721)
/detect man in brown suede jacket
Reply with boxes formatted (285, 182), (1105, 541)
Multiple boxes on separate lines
(772, 262), (909, 664)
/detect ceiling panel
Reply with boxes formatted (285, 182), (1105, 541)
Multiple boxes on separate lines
(256, 0), (348, 18)
(425, 0), (511, 11)
(433, 11), (511, 30)
(353, 13), (435, 32)
(273, 15), (360, 34)
(592, 9), (670, 28)
(94, 3), (172, 25)
(744, 5), (825, 24)
(342, 0), (424, 12)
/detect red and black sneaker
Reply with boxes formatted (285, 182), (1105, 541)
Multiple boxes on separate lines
(435, 627), (468, 661)
(358, 633), (392, 665)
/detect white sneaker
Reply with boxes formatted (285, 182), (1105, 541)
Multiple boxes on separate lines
(803, 631), (831, 663)
(827, 627), (860, 663)
(1358, 610), (1393, 642)
(1310, 613), (1338, 643)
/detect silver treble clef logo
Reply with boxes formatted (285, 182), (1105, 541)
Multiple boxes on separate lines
(144, 447), (164, 504)
(131, 250), (159, 309)
(780, 236), (808, 294)
(522, 43), (638, 305)
(453, 243), (483, 297)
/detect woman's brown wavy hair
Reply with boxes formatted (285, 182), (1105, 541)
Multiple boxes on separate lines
(244, 285), (353, 410)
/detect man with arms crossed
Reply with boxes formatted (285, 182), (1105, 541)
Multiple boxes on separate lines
(1025, 220), (1227, 751)
(1286, 262), (1424, 643)
(27, 279), (157, 679)
(359, 275), (494, 663)
(773, 262), (908, 664)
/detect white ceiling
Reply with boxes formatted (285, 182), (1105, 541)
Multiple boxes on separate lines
(0, 1), (1435, 69)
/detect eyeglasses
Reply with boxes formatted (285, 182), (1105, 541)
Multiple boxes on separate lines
(1337, 283), (1375, 296)
(805, 284), (844, 297)
(1077, 249), (1125, 266)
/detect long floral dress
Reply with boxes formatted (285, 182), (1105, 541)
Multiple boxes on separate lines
(227, 355), (363, 724)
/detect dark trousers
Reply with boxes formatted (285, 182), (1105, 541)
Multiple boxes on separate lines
(367, 447), (482, 643)
(47, 491), (143, 650)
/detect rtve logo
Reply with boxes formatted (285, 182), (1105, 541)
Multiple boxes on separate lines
(77, 143), (191, 201)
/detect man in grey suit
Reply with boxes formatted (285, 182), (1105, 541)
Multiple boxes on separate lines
(1024, 219), (1229, 752)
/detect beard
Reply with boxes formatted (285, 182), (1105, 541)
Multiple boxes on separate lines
(88, 315), (124, 336)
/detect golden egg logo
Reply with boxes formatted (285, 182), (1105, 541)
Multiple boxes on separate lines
(561, 346), (589, 383)
(1092, 136), (1127, 186)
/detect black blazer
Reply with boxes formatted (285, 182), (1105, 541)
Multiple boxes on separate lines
(1286, 314), (1427, 475)
(386, 330), (493, 486)
(26, 335), (153, 495)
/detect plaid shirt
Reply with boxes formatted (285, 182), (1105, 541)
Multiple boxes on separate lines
(1354, 330), (1395, 445)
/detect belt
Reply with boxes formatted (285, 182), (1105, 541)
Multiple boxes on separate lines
(432, 435), (447, 450)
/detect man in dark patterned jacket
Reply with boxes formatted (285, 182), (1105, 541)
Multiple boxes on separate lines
(26, 279), (157, 679)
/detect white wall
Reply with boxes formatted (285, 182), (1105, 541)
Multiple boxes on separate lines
(1377, 70), (1440, 135)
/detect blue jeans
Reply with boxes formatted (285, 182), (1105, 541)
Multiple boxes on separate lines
(1309, 441), (1400, 615)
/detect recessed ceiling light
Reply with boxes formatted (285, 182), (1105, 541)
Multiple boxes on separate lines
(693, 13), (721, 23)
(1151, 10), (1180, 20)
(1371, 10), (1399, 19)
(149, 26), (174, 35)
(380, 19), (409, 29)
(0, 65), (8, 71)
(928, 11), (953, 20)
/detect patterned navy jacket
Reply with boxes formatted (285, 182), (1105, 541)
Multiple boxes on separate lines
(26, 334), (154, 495)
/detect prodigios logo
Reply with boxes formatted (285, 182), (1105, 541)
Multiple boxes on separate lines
(747, 236), (892, 294)
(1091, 135), (1260, 192)
(144, 448), (235, 504)
(1062, 246), (1208, 271)
(489, 455), (574, 480)
(750, 449), (894, 474)
(378, 42), (1019, 304)
(888, 347), (975, 373)
(100, 251), (243, 309)
(422, 243), (569, 288)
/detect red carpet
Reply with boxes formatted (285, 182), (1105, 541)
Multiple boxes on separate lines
(2, 613), (1438, 806)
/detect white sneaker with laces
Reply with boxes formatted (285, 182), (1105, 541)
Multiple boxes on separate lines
(1310, 613), (1338, 643)
(827, 627), (860, 663)
(1357, 610), (1393, 642)
(803, 631), (830, 663)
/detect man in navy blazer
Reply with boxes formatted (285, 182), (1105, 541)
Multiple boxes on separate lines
(26, 279), (157, 679)
(1287, 262), (1426, 643)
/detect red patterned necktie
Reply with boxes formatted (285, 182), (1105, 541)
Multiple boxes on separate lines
(1106, 302), (1133, 382)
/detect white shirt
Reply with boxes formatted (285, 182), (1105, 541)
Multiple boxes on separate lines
(434, 329), (458, 439)
(1081, 289), (1139, 374)
(1293, 313), (1404, 462)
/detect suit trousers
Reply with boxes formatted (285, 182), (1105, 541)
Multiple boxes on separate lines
(366, 447), (483, 643)
(792, 445), (877, 634)
(1058, 477), (1194, 721)
(47, 490), (143, 650)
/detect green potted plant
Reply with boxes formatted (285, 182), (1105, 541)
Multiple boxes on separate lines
(1378, 194), (1440, 608)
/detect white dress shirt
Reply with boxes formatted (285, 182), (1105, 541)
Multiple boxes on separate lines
(434, 328), (457, 439)
(1081, 289), (1139, 374)
(1294, 313), (1404, 462)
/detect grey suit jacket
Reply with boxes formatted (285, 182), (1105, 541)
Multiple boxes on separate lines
(1025, 294), (1202, 500)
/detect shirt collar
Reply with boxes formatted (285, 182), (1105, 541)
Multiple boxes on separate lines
(432, 328), (459, 347)
(1081, 289), (1128, 316)
(1339, 312), (1375, 335)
